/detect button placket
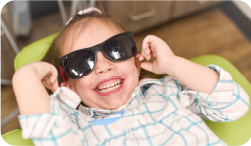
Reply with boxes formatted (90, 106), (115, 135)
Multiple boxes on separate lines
(180, 92), (193, 107)
(134, 115), (140, 120)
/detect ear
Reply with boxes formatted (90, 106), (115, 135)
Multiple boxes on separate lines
(134, 54), (141, 76)
(60, 80), (75, 92)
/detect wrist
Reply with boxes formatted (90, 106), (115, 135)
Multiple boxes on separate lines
(163, 55), (180, 75)
(30, 62), (53, 79)
(12, 65), (41, 91)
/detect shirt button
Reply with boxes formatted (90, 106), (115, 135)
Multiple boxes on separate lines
(134, 115), (139, 120)
(137, 89), (141, 95)
(57, 118), (63, 125)
(180, 98), (187, 104)
(37, 124), (44, 129)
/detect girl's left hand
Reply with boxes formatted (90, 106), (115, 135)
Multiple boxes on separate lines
(139, 35), (176, 75)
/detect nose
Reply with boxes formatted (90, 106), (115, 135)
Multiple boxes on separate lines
(95, 51), (114, 74)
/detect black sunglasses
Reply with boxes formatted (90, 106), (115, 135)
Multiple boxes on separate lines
(59, 31), (137, 79)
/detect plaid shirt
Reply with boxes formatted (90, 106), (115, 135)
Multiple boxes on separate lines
(18, 65), (250, 146)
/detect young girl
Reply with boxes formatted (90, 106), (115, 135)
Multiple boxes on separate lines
(13, 7), (249, 146)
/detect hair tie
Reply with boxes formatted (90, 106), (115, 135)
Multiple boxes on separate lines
(65, 7), (102, 25)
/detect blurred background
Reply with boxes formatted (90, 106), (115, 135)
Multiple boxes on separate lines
(1, 0), (251, 135)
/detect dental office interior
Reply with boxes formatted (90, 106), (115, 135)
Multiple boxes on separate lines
(1, 0), (251, 145)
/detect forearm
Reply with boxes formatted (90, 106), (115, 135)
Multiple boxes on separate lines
(13, 66), (51, 115)
(167, 56), (219, 94)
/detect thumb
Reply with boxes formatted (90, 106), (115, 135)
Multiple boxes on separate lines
(140, 62), (154, 73)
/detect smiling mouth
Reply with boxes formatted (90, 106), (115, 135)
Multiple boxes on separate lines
(96, 78), (123, 94)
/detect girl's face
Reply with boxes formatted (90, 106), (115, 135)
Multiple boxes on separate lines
(61, 20), (140, 110)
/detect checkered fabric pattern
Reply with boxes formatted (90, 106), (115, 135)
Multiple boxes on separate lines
(18, 65), (250, 146)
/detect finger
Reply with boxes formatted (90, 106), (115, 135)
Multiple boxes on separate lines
(45, 75), (53, 91)
(52, 80), (59, 92)
(42, 78), (50, 89)
(142, 35), (159, 58)
(49, 74), (59, 92)
(139, 53), (145, 61)
(139, 54), (145, 61)
(140, 50), (151, 61)
(143, 48), (152, 60)
(60, 82), (66, 87)
(136, 54), (143, 62)
(142, 37), (155, 60)
(135, 54), (140, 60)
(48, 63), (59, 80)
(140, 62), (154, 73)
(142, 35), (152, 52)
(48, 65), (59, 92)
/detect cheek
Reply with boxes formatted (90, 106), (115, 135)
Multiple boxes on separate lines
(121, 59), (139, 79)
(73, 77), (93, 94)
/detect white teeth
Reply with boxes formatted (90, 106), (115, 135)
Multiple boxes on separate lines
(97, 80), (123, 93)
(98, 80), (120, 89)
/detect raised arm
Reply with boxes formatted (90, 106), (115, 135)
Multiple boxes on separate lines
(13, 62), (88, 145)
(139, 35), (219, 94)
(166, 56), (219, 94)
(12, 62), (59, 115)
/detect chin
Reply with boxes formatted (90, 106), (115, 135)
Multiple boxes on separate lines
(106, 104), (122, 110)
(105, 100), (126, 110)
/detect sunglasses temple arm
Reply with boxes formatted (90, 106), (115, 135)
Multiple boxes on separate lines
(60, 65), (66, 82)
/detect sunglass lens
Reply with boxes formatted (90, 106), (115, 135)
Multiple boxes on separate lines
(64, 50), (95, 78)
(103, 35), (136, 61)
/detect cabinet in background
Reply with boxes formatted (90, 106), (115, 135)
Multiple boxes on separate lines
(101, 1), (173, 34)
(172, 0), (224, 18)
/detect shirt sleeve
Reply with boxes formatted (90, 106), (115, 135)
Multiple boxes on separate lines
(18, 87), (88, 146)
(177, 64), (250, 122)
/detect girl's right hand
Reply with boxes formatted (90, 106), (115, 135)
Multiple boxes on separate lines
(32, 62), (59, 92)
(18, 62), (59, 92)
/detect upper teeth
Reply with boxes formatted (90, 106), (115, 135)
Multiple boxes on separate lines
(97, 79), (122, 93)
(97, 79), (121, 90)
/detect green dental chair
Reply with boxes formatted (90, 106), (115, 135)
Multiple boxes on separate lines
(2, 33), (251, 146)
